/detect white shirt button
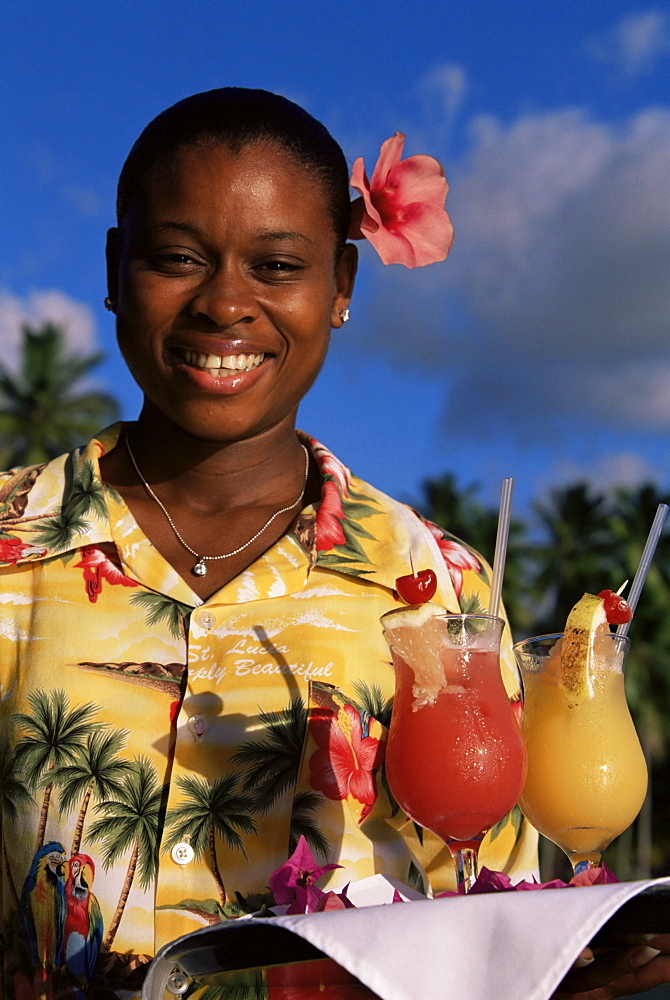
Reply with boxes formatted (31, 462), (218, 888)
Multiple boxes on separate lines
(171, 842), (195, 866)
(187, 714), (207, 738)
(195, 609), (215, 630)
(166, 970), (191, 995)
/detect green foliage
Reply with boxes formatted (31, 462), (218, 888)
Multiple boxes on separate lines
(0, 322), (119, 468)
(421, 472), (533, 630)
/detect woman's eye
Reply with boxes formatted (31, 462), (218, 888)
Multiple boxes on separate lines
(257, 259), (302, 278)
(149, 251), (203, 272)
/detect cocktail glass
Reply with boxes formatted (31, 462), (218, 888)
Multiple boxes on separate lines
(513, 631), (648, 874)
(381, 609), (528, 891)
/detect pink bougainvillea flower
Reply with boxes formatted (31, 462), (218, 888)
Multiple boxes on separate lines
(0, 535), (47, 564)
(269, 836), (337, 901)
(315, 480), (347, 552)
(269, 835), (342, 914)
(314, 889), (354, 912)
(437, 864), (619, 897)
(74, 543), (138, 603)
(348, 132), (454, 268)
(569, 864), (619, 886)
(309, 704), (384, 807)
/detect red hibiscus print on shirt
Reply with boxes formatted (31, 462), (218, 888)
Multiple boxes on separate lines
(307, 436), (351, 499)
(315, 481), (347, 552)
(423, 520), (482, 598)
(0, 535), (47, 564)
(309, 704), (384, 811)
(74, 543), (138, 603)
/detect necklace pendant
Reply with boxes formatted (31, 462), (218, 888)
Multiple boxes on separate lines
(193, 558), (208, 577)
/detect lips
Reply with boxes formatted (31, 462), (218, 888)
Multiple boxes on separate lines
(177, 348), (265, 378)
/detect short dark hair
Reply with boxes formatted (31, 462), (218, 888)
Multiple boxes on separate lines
(116, 87), (352, 248)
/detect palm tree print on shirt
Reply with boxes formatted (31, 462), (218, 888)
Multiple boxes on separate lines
(87, 755), (163, 950)
(51, 728), (134, 856)
(232, 698), (307, 810)
(129, 591), (192, 640)
(0, 729), (35, 907)
(163, 773), (258, 911)
(12, 690), (99, 851)
(232, 697), (327, 857)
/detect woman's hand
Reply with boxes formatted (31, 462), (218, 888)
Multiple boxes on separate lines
(553, 935), (670, 998)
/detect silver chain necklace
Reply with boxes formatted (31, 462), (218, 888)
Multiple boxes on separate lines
(125, 434), (310, 578)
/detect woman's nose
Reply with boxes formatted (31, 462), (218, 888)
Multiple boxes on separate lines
(188, 266), (261, 327)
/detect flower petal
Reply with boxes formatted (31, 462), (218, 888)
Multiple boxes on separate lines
(369, 132), (406, 190)
(382, 153), (450, 211)
(348, 133), (454, 268)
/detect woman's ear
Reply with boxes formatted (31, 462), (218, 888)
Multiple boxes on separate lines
(331, 243), (358, 328)
(105, 228), (121, 306)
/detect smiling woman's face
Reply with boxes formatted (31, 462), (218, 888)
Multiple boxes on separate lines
(106, 140), (356, 445)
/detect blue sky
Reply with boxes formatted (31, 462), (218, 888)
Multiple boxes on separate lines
(3, 0), (670, 522)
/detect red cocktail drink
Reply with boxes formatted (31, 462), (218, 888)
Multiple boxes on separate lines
(382, 608), (527, 888)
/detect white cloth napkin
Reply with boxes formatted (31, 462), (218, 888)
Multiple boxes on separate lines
(278, 877), (670, 1000)
(143, 877), (670, 1000)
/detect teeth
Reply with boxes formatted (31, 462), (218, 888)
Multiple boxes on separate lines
(181, 350), (264, 374)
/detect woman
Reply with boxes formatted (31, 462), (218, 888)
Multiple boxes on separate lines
(1, 88), (667, 1000)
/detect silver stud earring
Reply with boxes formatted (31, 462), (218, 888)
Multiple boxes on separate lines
(339, 308), (350, 323)
(104, 296), (115, 311)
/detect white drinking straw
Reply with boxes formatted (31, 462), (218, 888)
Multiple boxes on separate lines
(489, 478), (514, 618)
(616, 503), (669, 637)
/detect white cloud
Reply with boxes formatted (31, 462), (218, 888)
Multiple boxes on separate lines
(353, 104), (670, 437)
(62, 184), (103, 217)
(586, 9), (670, 78)
(0, 290), (99, 371)
(416, 63), (468, 128)
(548, 452), (661, 495)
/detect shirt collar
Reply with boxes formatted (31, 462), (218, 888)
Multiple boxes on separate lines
(0, 425), (459, 612)
(0, 424), (120, 566)
(297, 432), (460, 611)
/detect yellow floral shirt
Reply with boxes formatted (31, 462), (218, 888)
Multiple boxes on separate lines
(0, 424), (537, 999)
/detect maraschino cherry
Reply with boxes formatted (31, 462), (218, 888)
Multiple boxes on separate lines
(395, 554), (438, 605)
(598, 589), (633, 625)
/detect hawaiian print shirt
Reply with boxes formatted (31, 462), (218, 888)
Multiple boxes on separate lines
(0, 424), (537, 999)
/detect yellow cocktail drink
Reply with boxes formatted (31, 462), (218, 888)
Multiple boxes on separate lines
(515, 632), (647, 870)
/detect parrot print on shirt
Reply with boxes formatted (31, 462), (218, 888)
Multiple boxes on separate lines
(62, 853), (104, 985)
(20, 841), (67, 971)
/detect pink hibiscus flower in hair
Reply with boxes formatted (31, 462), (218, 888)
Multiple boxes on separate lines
(309, 704), (384, 810)
(423, 519), (481, 598)
(315, 480), (347, 551)
(74, 543), (139, 603)
(348, 132), (454, 268)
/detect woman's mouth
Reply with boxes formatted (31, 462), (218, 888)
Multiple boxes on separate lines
(177, 348), (265, 378)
